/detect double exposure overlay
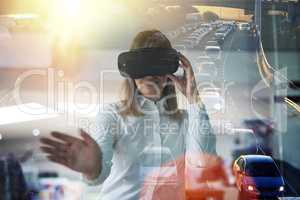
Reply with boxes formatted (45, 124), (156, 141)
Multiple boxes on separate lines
(0, 0), (300, 199)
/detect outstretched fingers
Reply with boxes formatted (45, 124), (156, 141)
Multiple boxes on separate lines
(40, 136), (72, 163)
(40, 144), (72, 167)
(40, 145), (68, 157)
(40, 137), (67, 151)
(51, 131), (78, 143)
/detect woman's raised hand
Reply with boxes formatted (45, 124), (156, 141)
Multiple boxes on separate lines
(40, 129), (102, 180)
(166, 53), (201, 104)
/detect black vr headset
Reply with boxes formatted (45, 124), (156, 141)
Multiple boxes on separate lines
(118, 48), (180, 79)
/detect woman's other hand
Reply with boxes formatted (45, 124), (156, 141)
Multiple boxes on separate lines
(167, 53), (201, 104)
(40, 129), (102, 180)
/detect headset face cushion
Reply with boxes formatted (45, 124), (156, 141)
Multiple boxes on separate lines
(118, 48), (180, 79)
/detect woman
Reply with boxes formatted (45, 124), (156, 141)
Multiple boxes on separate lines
(40, 30), (216, 200)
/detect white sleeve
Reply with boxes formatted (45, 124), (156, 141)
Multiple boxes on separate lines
(185, 102), (217, 155)
(82, 104), (119, 186)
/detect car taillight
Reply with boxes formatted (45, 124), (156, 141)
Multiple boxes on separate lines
(247, 185), (255, 191)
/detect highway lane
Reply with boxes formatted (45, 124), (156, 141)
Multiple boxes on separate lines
(222, 29), (270, 125)
(171, 27), (269, 160)
(175, 27), (269, 126)
(183, 28), (300, 199)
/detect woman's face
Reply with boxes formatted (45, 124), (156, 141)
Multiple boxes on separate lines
(134, 75), (168, 101)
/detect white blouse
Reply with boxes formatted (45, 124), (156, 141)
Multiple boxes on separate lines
(83, 94), (216, 200)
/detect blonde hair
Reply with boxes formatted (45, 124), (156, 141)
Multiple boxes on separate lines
(118, 30), (182, 120)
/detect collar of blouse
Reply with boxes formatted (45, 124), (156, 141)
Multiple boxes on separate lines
(135, 93), (169, 114)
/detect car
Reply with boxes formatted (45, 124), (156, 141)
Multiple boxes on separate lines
(224, 25), (233, 34)
(206, 40), (221, 48)
(200, 23), (213, 31)
(191, 30), (204, 36)
(190, 32), (201, 36)
(192, 31), (201, 36)
(190, 34), (202, 40)
(200, 89), (224, 114)
(214, 32), (226, 40)
(239, 23), (251, 31)
(182, 39), (195, 49)
(233, 155), (285, 200)
(196, 61), (218, 81)
(220, 25), (233, 34)
(211, 36), (224, 46)
(205, 46), (221, 60)
(217, 29), (229, 38)
(186, 36), (201, 44)
(193, 28), (202, 33)
(200, 23), (210, 28)
(196, 55), (212, 63)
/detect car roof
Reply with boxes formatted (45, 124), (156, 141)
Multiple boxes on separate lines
(240, 155), (274, 164)
(201, 61), (215, 65)
(205, 46), (221, 50)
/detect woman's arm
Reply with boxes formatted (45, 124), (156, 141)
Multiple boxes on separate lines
(167, 53), (216, 154)
(82, 104), (119, 185)
(40, 104), (118, 186)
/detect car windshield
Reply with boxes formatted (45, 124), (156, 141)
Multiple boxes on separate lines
(207, 41), (218, 45)
(246, 162), (281, 177)
(206, 48), (220, 52)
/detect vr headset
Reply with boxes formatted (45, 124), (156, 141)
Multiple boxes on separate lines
(118, 48), (180, 79)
